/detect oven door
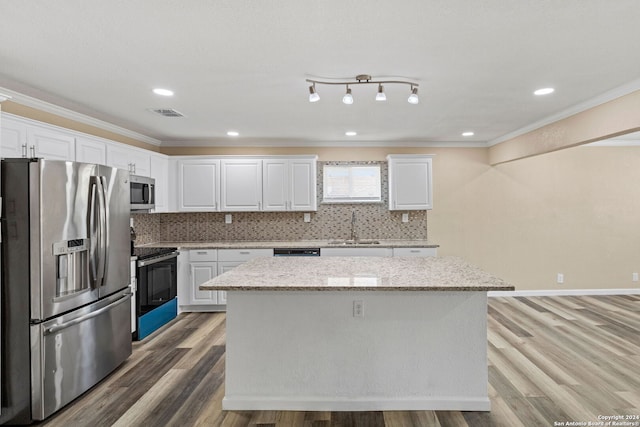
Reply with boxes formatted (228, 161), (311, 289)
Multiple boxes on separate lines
(137, 253), (177, 315)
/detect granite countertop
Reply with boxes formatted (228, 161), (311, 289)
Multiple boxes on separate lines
(200, 256), (514, 292)
(137, 239), (439, 249)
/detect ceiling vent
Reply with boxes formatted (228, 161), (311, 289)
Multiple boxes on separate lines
(149, 108), (185, 118)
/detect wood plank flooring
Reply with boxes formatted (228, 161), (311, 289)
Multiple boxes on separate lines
(39, 295), (640, 427)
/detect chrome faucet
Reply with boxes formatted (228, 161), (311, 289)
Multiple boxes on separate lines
(351, 210), (358, 242)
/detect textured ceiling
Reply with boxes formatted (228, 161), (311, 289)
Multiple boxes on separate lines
(1, 0), (640, 146)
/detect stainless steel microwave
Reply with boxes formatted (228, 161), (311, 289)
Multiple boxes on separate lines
(130, 175), (155, 211)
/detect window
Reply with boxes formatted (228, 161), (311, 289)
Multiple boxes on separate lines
(322, 164), (381, 203)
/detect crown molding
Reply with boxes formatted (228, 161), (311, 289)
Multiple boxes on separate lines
(487, 77), (640, 147)
(161, 139), (487, 148)
(0, 92), (12, 103)
(0, 86), (161, 146)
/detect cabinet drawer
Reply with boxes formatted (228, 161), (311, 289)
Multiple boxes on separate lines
(218, 248), (272, 262)
(392, 247), (437, 257)
(321, 247), (392, 257)
(189, 249), (218, 262)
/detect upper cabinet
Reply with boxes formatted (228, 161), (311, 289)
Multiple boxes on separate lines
(75, 136), (107, 164)
(387, 155), (433, 210)
(1, 115), (74, 161)
(263, 157), (317, 211)
(106, 142), (151, 176)
(1, 115), (28, 158)
(150, 154), (169, 212)
(177, 158), (220, 211)
(220, 159), (262, 211)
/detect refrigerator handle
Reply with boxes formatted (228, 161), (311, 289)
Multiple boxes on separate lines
(96, 176), (108, 287)
(88, 178), (99, 287)
(43, 293), (132, 335)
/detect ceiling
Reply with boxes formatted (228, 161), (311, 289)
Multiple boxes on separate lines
(1, 1), (640, 147)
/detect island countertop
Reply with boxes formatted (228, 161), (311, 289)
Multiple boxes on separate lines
(200, 256), (514, 291)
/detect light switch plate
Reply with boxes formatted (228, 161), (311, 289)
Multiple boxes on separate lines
(225, 214), (232, 224)
(304, 213), (311, 222)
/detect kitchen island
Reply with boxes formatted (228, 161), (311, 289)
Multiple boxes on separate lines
(200, 256), (514, 412)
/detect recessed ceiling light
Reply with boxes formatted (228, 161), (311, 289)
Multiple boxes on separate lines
(153, 88), (174, 97)
(534, 87), (554, 96)
(462, 131), (474, 137)
(227, 131), (239, 137)
(345, 131), (357, 136)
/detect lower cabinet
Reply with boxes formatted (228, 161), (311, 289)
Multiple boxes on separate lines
(321, 247), (393, 257)
(178, 248), (271, 312)
(392, 247), (437, 257)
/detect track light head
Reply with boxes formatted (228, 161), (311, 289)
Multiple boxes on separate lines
(375, 84), (386, 101)
(308, 84), (320, 102)
(342, 86), (354, 105)
(408, 87), (419, 104)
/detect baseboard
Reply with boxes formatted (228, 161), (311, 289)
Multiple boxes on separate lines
(222, 396), (491, 412)
(489, 288), (640, 297)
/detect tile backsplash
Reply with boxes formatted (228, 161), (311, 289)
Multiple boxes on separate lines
(132, 161), (428, 244)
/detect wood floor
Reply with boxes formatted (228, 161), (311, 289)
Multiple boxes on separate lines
(39, 295), (640, 427)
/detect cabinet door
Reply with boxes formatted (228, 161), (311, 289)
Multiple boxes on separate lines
(75, 137), (107, 165)
(388, 156), (433, 210)
(262, 159), (288, 211)
(289, 158), (317, 211)
(150, 154), (169, 212)
(1, 115), (28, 158)
(190, 262), (218, 304)
(392, 247), (437, 257)
(321, 247), (392, 257)
(28, 125), (76, 161)
(220, 159), (262, 211)
(106, 143), (151, 176)
(178, 159), (220, 211)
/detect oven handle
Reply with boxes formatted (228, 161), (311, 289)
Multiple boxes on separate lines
(44, 293), (132, 335)
(137, 251), (179, 267)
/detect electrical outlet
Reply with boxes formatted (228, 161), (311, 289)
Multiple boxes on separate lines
(353, 300), (364, 318)
(303, 213), (311, 223)
(225, 214), (232, 224)
(633, 272), (639, 282)
(402, 213), (409, 223)
(557, 273), (564, 284)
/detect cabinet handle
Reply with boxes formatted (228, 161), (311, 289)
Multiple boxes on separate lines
(196, 251), (208, 255)
(21, 144), (27, 157)
(133, 163), (136, 174)
(30, 145), (36, 157)
(239, 251), (250, 255)
(410, 250), (420, 253)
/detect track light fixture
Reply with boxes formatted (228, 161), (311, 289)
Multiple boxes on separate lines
(342, 86), (353, 104)
(306, 74), (419, 104)
(308, 83), (320, 102)
(408, 86), (419, 104)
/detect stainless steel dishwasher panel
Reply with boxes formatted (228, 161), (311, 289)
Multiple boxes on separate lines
(30, 290), (132, 420)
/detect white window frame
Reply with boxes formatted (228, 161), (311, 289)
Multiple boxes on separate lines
(322, 164), (382, 203)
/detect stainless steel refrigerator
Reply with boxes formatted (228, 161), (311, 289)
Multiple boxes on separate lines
(0, 158), (132, 424)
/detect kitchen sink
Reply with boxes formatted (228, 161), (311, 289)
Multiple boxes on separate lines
(328, 239), (381, 245)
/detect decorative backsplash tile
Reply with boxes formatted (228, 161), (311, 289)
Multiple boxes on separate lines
(132, 161), (428, 244)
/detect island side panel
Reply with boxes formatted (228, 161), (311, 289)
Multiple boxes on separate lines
(223, 290), (490, 411)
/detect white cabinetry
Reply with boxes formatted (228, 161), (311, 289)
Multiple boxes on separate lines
(177, 159), (220, 211)
(263, 157), (317, 211)
(106, 142), (151, 176)
(0, 115), (27, 158)
(150, 154), (169, 212)
(75, 136), (107, 164)
(392, 247), (437, 257)
(220, 159), (262, 211)
(188, 250), (220, 305)
(177, 248), (271, 312)
(387, 155), (433, 210)
(321, 247), (392, 257)
(1, 115), (76, 161)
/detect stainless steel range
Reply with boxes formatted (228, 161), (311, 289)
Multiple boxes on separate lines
(0, 158), (132, 424)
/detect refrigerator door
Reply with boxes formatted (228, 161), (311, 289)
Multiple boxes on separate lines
(32, 160), (100, 321)
(30, 289), (132, 420)
(98, 165), (131, 298)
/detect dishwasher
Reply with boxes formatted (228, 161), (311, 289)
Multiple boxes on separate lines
(273, 248), (321, 257)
